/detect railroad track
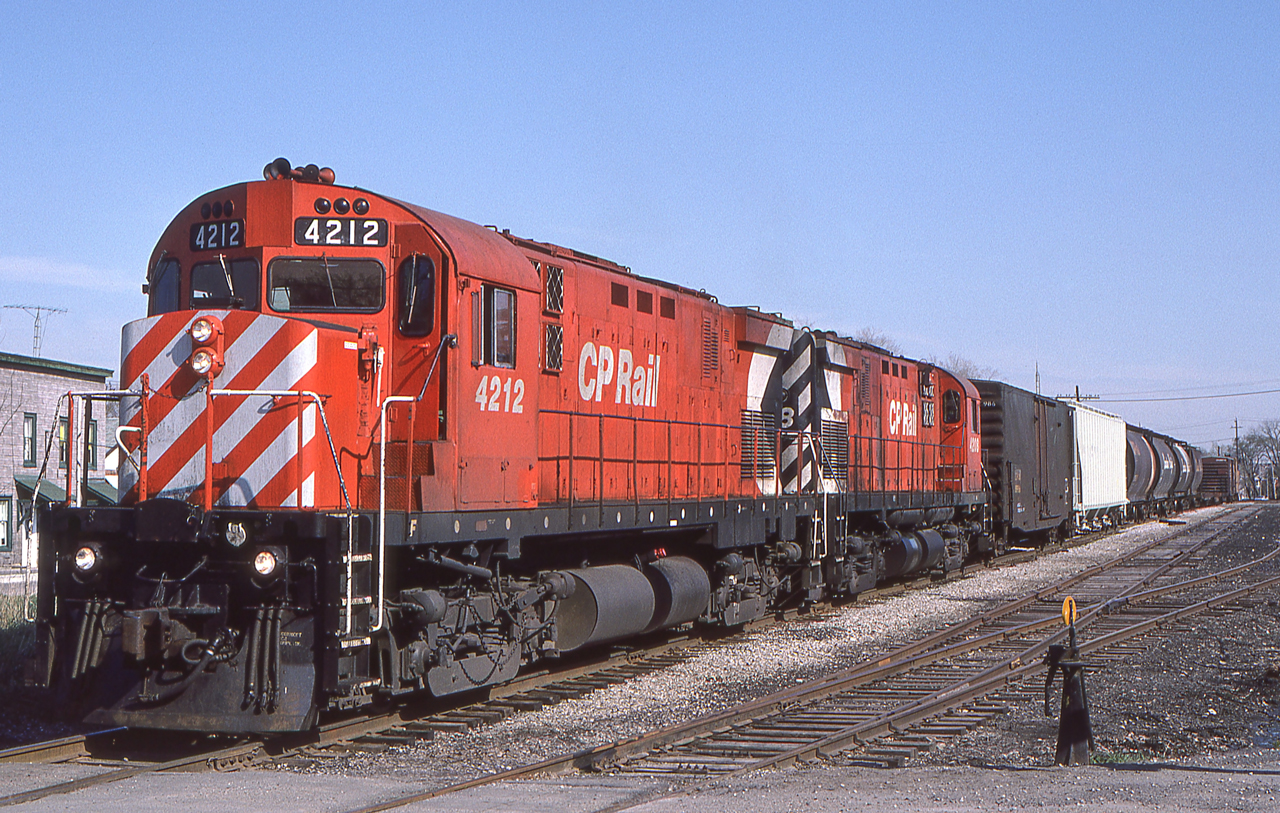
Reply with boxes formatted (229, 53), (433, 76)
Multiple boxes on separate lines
(0, 505), (1258, 808)
(325, 504), (1271, 813)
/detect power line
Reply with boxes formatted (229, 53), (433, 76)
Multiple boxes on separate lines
(1099, 379), (1280, 397)
(1096, 387), (1280, 403)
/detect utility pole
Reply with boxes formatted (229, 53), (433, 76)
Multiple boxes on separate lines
(2, 304), (68, 356)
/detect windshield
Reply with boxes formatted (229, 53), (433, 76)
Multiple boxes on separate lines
(191, 258), (260, 309)
(268, 257), (384, 313)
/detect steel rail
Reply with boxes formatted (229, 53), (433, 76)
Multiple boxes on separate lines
(336, 505), (1257, 813)
(582, 560), (1280, 812)
(0, 741), (261, 808)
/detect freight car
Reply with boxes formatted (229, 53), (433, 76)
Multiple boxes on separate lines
(1199, 456), (1240, 503)
(1064, 400), (1128, 531)
(1125, 427), (1201, 518)
(973, 380), (1071, 547)
(31, 160), (987, 733)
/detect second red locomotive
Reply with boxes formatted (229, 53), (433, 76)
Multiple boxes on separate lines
(35, 160), (989, 732)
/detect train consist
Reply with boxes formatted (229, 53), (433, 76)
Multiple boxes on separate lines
(975, 380), (1232, 548)
(30, 161), (1234, 733)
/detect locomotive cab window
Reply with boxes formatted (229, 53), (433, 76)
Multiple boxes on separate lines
(474, 285), (516, 368)
(397, 255), (435, 336)
(148, 258), (181, 315)
(191, 258), (260, 310)
(942, 389), (963, 424)
(267, 257), (384, 313)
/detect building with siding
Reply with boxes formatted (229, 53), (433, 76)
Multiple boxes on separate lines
(0, 351), (118, 569)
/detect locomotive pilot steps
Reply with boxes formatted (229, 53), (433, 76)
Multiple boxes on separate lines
(30, 160), (1213, 734)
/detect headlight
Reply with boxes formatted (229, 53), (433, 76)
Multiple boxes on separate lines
(74, 545), (99, 572)
(253, 550), (279, 577)
(191, 348), (215, 375)
(191, 318), (214, 343)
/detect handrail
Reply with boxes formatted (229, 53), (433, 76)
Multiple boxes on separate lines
(371, 334), (457, 633)
(535, 408), (971, 506)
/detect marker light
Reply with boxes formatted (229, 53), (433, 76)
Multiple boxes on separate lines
(253, 550), (279, 577)
(225, 522), (247, 548)
(74, 545), (99, 573)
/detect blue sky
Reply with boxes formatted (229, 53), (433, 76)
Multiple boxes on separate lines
(1, 2), (1276, 450)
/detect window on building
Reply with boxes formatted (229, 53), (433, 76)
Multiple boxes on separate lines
(0, 498), (10, 552)
(86, 420), (98, 471)
(57, 419), (69, 469)
(22, 414), (36, 468)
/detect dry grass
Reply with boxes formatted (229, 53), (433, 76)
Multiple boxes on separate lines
(0, 594), (36, 692)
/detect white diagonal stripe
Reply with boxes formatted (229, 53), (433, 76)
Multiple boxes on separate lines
(223, 401), (317, 507)
(213, 330), (317, 452)
(782, 347), (810, 390)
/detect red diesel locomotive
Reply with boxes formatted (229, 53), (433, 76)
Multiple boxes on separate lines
(33, 160), (986, 732)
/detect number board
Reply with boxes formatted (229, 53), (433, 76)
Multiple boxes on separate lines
(295, 217), (389, 247)
(190, 220), (244, 251)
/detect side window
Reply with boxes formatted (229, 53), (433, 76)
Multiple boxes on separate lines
(477, 285), (516, 368)
(191, 259), (260, 309)
(397, 255), (436, 336)
(148, 258), (181, 315)
(942, 390), (962, 425)
(970, 399), (978, 430)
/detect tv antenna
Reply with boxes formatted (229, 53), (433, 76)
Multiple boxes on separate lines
(2, 305), (68, 356)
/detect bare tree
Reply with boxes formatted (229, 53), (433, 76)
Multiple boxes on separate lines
(851, 328), (901, 356)
(924, 353), (998, 381)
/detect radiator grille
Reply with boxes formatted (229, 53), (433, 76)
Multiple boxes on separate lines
(702, 317), (719, 379)
(544, 323), (564, 371)
(820, 418), (849, 485)
(740, 410), (778, 479)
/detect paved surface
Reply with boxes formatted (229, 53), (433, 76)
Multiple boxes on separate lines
(4, 751), (1279, 812)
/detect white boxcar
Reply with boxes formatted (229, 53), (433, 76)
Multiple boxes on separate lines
(1065, 400), (1128, 525)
